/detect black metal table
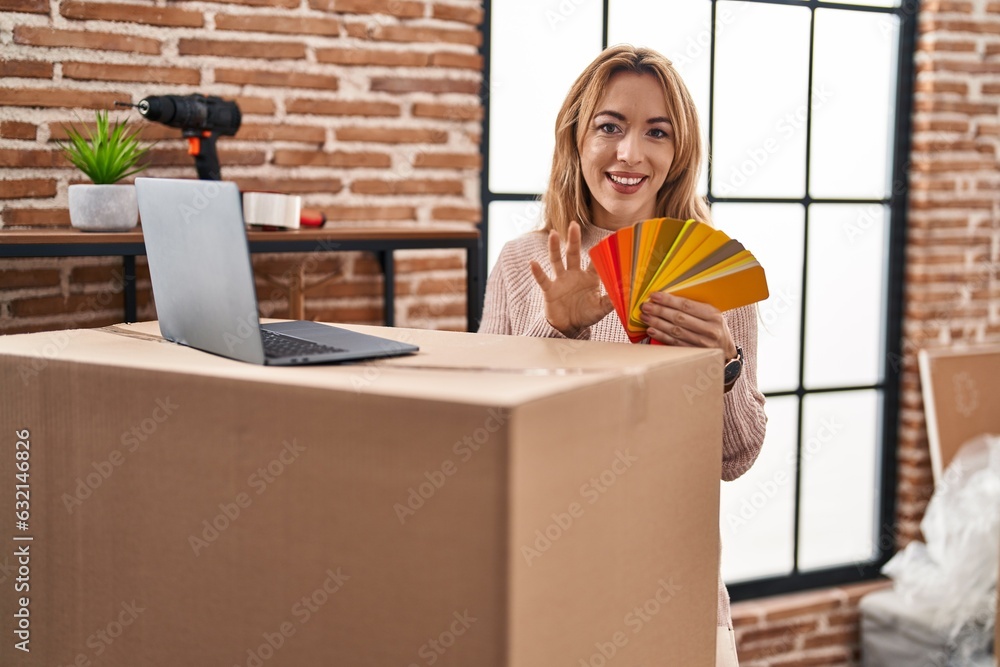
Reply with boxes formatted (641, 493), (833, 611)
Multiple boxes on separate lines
(0, 226), (482, 332)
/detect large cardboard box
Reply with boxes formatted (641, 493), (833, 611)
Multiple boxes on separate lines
(0, 322), (723, 666)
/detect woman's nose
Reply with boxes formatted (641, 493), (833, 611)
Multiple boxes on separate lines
(616, 132), (642, 165)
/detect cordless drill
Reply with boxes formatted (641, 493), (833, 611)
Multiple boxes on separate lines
(118, 95), (241, 181)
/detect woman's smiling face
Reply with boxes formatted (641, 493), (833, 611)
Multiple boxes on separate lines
(580, 71), (675, 231)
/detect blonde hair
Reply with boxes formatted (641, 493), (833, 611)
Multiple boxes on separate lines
(542, 44), (711, 238)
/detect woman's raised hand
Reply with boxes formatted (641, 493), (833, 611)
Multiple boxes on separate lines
(529, 221), (613, 337)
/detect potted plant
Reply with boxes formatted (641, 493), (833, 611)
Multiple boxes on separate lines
(58, 110), (152, 232)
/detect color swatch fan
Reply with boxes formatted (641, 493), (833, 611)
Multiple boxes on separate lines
(588, 217), (769, 343)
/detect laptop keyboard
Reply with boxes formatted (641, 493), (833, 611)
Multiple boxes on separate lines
(260, 328), (346, 359)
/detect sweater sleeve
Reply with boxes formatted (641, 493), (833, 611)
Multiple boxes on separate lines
(478, 249), (512, 335)
(720, 305), (767, 481)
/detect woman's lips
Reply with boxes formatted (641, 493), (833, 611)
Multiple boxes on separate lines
(606, 172), (647, 195)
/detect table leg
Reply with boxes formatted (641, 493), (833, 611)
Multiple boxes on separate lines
(377, 250), (395, 327)
(289, 261), (306, 320)
(123, 255), (137, 323)
(466, 242), (480, 333)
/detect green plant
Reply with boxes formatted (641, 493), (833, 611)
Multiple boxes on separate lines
(58, 110), (152, 185)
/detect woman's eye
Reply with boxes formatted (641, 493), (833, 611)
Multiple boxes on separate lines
(599, 123), (619, 134)
(649, 128), (670, 139)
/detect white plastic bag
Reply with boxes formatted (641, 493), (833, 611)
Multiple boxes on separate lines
(882, 434), (999, 663)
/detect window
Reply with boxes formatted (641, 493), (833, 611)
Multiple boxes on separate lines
(480, 0), (917, 598)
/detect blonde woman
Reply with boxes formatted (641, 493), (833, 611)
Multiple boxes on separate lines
(479, 44), (766, 666)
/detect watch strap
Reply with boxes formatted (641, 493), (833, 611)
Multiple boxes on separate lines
(723, 346), (743, 391)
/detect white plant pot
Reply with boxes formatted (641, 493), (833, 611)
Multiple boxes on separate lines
(68, 183), (139, 232)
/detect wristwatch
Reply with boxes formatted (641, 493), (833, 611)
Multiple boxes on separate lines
(723, 347), (743, 393)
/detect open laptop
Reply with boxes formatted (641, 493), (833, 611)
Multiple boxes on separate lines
(135, 177), (419, 365)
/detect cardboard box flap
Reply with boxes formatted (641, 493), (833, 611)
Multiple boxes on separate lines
(918, 344), (1000, 482)
(1, 321), (720, 408)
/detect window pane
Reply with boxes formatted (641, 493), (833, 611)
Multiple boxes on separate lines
(712, 2), (811, 198)
(721, 395), (798, 583)
(712, 203), (804, 394)
(798, 390), (880, 570)
(489, 1), (602, 194)
(810, 9), (898, 198)
(804, 204), (886, 389)
(608, 0), (712, 194)
(486, 200), (544, 276)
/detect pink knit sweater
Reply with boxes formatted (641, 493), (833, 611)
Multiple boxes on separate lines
(478, 223), (768, 628)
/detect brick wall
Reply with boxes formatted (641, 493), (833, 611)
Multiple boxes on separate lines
(901, 0), (1000, 546)
(0, 0), (483, 333)
(732, 580), (891, 667)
